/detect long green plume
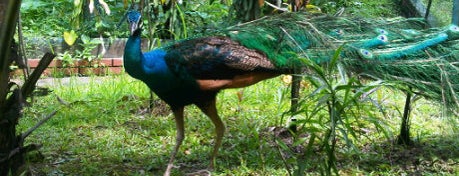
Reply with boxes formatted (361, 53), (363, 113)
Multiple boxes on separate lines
(223, 12), (459, 110)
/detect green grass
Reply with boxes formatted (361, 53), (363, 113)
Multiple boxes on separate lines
(421, 0), (453, 26)
(19, 73), (459, 175)
(314, 0), (402, 18)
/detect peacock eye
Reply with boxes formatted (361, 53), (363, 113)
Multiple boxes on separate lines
(446, 24), (459, 40)
(330, 29), (344, 37)
(359, 49), (373, 59)
(449, 24), (459, 32)
(378, 35), (388, 43)
(335, 29), (344, 35)
(376, 28), (388, 35)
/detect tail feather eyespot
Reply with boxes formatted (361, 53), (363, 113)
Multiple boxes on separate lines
(447, 24), (459, 40)
(377, 35), (389, 44)
(358, 49), (373, 59)
(375, 28), (388, 35)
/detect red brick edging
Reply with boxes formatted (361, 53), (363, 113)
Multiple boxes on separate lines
(14, 58), (124, 77)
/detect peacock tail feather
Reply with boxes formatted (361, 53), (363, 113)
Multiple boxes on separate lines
(219, 12), (459, 110)
(341, 25), (459, 110)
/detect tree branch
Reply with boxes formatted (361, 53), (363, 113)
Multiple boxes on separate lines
(21, 110), (58, 140)
(21, 52), (55, 98)
(0, 144), (41, 163)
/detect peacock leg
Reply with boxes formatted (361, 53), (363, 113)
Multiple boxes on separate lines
(164, 106), (185, 176)
(196, 98), (225, 170)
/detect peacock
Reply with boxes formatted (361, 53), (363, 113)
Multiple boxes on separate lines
(124, 10), (459, 175)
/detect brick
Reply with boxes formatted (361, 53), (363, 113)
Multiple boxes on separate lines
(42, 68), (53, 77)
(28, 59), (40, 68)
(108, 67), (124, 74)
(47, 60), (63, 68)
(97, 58), (113, 67)
(52, 67), (79, 76)
(12, 58), (126, 77)
(112, 58), (123, 66)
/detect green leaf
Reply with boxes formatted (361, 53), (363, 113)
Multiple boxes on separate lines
(21, 0), (47, 11)
(80, 34), (90, 44)
(328, 44), (344, 74)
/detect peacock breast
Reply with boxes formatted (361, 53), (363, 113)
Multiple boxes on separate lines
(144, 74), (202, 108)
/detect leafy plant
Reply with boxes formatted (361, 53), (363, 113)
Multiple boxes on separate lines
(277, 47), (392, 175)
(75, 34), (102, 62)
(184, 1), (231, 34)
(310, 0), (401, 17)
(56, 51), (75, 67)
(20, 0), (71, 38)
(230, 0), (263, 22)
(57, 34), (102, 67)
(140, 0), (189, 41)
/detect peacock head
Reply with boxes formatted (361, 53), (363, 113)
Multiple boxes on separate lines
(127, 11), (142, 35)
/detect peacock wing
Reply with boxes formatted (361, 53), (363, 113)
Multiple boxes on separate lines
(164, 36), (282, 80)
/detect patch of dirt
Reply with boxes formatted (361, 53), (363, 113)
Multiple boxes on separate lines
(260, 126), (310, 154)
(355, 138), (459, 174)
(149, 99), (170, 117)
(118, 94), (171, 117)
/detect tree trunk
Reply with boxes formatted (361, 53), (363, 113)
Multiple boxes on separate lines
(288, 75), (300, 133)
(0, 0), (24, 175)
(0, 91), (26, 175)
(397, 91), (412, 145)
(232, 0), (262, 22)
(287, 0), (307, 134)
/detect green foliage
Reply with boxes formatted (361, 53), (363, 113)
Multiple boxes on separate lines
(21, 0), (70, 37)
(19, 74), (459, 175)
(56, 34), (102, 66)
(21, 0), (127, 39)
(140, 1), (231, 42)
(185, 1), (230, 34)
(141, 1), (183, 40)
(74, 34), (102, 61)
(56, 51), (74, 67)
(20, 0), (233, 40)
(421, 0), (453, 26)
(274, 48), (393, 175)
(230, 0), (262, 22)
(310, 0), (401, 17)
(21, 0), (132, 65)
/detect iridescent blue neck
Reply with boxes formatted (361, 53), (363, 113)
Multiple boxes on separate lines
(142, 50), (168, 75)
(124, 31), (144, 79)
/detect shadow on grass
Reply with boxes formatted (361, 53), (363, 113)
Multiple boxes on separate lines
(343, 134), (459, 174)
